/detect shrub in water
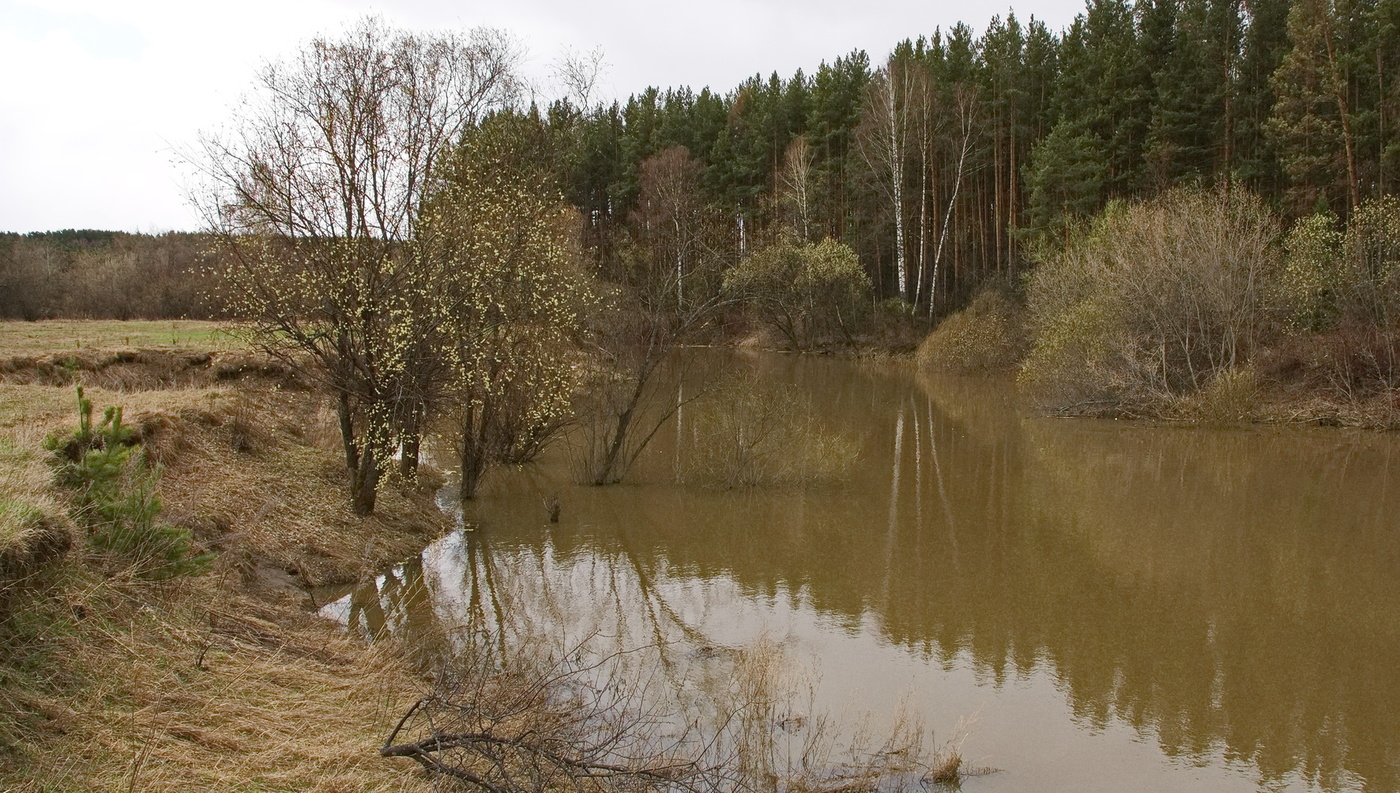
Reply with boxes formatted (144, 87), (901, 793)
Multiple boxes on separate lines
(724, 237), (871, 350)
(683, 375), (858, 489)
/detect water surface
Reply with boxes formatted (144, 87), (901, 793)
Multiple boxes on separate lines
(324, 352), (1400, 792)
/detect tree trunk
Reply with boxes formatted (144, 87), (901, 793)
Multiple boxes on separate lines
(337, 388), (359, 473)
(459, 402), (492, 499)
(351, 445), (380, 516)
(400, 401), (421, 480)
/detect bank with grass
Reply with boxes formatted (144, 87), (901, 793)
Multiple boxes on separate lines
(0, 323), (452, 792)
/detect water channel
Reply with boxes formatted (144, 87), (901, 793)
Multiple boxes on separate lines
(321, 351), (1400, 792)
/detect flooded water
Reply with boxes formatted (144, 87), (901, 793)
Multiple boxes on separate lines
(322, 351), (1400, 792)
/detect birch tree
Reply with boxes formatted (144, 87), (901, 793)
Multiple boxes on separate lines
(859, 53), (920, 300)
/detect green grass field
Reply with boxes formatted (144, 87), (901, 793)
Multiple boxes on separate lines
(0, 320), (243, 356)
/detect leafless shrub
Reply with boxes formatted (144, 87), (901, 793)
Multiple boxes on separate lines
(384, 634), (984, 793)
(383, 637), (732, 793)
(0, 232), (213, 321)
(1020, 187), (1282, 415)
(681, 375), (858, 490)
(577, 147), (736, 486)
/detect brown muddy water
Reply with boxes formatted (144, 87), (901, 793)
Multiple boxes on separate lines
(321, 351), (1400, 792)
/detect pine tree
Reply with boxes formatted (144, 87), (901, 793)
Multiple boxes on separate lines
(982, 13), (1030, 272)
(1234, 0), (1293, 196)
(1145, 0), (1244, 188)
(808, 51), (872, 242)
(1023, 119), (1108, 249)
(1057, 0), (1153, 196)
(1269, 0), (1362, 214)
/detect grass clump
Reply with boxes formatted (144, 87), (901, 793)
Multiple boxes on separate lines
(683, 375), (858, 489)
(916, 289), (1028, 375)
(1171, 365), (1262, 424)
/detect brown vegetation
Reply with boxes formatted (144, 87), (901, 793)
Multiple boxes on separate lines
(1013, 188), (1400, 426)
(0, 325), (450, 791)
(0, 232), (215, 321)
(915, 289), (1028, 375)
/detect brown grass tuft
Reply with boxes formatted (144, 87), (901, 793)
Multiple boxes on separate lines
(916, 290), (1028, 375)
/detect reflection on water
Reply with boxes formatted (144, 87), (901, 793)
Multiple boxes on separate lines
(323, 352), (1400, 793)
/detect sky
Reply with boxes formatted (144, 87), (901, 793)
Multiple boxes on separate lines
(0, 0), (1086, 234)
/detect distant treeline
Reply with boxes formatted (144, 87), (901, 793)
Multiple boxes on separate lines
(0, 231), (215, 320)
(8, 0), (1398, 321)
(527, 0), (1400, 312)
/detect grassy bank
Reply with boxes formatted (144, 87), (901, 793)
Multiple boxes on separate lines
(0, 320), (237, 357)
(0, 321), (449, 792)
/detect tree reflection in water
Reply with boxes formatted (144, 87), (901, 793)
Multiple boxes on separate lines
(322, 351), (1400, 793)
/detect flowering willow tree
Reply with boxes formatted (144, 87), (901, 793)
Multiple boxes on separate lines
(196, 18), (519, 514)
(417, 114), (592, 498)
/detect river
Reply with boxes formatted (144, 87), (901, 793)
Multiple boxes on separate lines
(321, 351), (1400, 792)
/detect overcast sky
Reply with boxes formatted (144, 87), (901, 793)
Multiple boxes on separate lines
(1, 0), (1086, 234)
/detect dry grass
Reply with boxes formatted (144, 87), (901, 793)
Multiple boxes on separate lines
(0, 338), (452, 792)
(2, 573), (432, 793)
(703, 636), (984, 793)
(0, 385), (81, 561)
(1169, 366), (1262, 425)
(127, 387), (448, 589)
(916, 290), (1028, 376)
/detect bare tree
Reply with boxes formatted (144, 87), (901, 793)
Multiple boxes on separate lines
(927, 86), (978, 319)
(775, 136), (816, 242)
(580, 147), (732, 486)
(195, 18), (520, 514)
(554, 46), (608, 110)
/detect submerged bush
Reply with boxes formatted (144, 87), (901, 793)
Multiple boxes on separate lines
(43, 387), (212, 578)
(1019, 187), (1283, 414)
(683, 375), (858, 489)
(916, 289), (1028, 374)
